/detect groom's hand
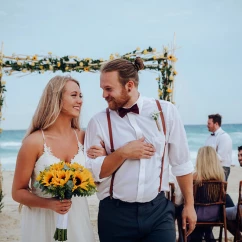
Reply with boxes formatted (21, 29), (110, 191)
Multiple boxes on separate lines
(121, 137), (156, 160)
(99, 137), (155, 179)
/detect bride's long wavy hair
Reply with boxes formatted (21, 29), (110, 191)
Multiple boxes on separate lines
(25, 75), (81, 138)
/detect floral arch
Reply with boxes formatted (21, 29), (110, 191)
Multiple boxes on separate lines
(0, 45), (178, 132)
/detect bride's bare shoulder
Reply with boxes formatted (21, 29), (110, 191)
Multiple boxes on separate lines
(19, 130), (44, 158)
(22, 130), (44, 146)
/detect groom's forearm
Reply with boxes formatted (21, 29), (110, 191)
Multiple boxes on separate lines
(99, 147), (127, 179)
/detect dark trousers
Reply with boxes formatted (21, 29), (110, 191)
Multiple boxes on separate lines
(98, 192), (176, 242)
(223, 166), (230, 181)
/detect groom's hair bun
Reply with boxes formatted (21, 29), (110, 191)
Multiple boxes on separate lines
(134, 57), (145, 71)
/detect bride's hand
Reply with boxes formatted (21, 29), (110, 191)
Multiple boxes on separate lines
(48, 198), (72, 214)
(87, 141), (107, 159)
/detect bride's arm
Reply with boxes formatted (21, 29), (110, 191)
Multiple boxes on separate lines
(12, 131), (71, 214)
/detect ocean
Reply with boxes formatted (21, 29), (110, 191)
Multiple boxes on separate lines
(0, 124), (241, 171)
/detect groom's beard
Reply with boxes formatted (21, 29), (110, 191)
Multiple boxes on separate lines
(105, 88), (130, 111)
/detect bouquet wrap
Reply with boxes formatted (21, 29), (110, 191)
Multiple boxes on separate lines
(54, 213), (69, 241)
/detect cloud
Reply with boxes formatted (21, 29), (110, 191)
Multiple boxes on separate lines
(164, 10), (192, 17)
(0, 10), (7, 16)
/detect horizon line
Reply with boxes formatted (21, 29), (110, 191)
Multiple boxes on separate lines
(2, 123), (242, 131)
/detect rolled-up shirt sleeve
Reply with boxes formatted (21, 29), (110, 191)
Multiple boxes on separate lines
(84, 117), (109, 183)
(167, 103), (194, 176)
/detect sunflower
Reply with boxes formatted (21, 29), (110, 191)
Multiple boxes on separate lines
(32, 55), (38, 61)
(84, 67), (89, 72)
(158, 89), (163, 97)
(49, 162), (64, 171)
(88, 177), (96, 187)
(80, 182), (89, 191)
(72, 172), (83, 190)
(70, 162), (83, 171)
(42, 171), (56, 186)
(55, 170), (71, 186)
(169, 75), (174, 81)
(36, 171), (44, 181)
(167, 88), (172, 93)
(171, 56), (177, 62)
(72, 171), (88, 191)
(109, 54), (114, 60)
(167, 55), (173, 61)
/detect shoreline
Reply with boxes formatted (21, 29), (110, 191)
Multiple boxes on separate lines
(0, 167), (241, 241)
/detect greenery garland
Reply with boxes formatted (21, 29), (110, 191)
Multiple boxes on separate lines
(0, 46), (177, 132)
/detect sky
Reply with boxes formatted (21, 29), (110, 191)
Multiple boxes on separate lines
(0, 0), (242, 130)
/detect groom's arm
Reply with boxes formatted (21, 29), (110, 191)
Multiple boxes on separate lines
(84, 117), (108, 182)
(84, 118), (155, 180)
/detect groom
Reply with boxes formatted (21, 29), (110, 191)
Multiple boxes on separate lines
(85, 58), (196, 242)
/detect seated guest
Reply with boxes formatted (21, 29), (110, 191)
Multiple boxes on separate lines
(188, 146), (225, 242)
(226, 146), (242, 242)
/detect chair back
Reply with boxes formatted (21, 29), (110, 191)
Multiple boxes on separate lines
(193, 180), (227, 206)
(236, 181), (242, 235)
(184, 180), (228, 242)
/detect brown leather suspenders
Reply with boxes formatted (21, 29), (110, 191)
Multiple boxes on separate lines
(155, 100), (167, 193)
(106, 100), (166, 198)
(106, 108), (116, 198)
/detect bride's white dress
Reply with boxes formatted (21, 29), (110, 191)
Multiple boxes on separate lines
(21, 130), (95, 242)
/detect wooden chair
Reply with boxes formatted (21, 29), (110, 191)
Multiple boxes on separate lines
(183, 180), (228, 242)
(235, 181), (242, 242)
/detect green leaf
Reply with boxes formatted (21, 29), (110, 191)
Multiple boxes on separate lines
(66, 180), (74, 190)
(33, 181), (39, 188)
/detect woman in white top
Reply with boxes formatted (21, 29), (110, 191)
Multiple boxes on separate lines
(12, 75), (104, 242)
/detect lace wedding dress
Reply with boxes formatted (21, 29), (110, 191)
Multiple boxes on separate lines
(21, 130), (95, 242)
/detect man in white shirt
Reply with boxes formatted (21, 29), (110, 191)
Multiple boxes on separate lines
(85, 58), (196, 242)
(238, 145), (242, 167)
(205, 114), (232, 181)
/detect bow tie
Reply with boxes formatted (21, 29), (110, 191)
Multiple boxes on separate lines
(118, 104), (139, 118)
(211, 133), (215, 136)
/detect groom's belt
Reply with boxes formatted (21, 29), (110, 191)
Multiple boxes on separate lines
(101, 191), (165, 207)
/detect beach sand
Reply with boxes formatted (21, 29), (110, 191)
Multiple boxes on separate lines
(0, 166), (241, 242)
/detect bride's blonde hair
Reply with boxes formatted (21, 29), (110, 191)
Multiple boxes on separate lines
(19, 76), (81, 212)
(25, 75), (81, 138)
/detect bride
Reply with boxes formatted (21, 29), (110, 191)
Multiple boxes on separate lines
(12, 75), (104, 242)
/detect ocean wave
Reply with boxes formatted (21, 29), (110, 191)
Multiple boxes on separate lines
(0, 156), (16, 171)
(189, 150), (239, 166)
(0, 141), (22, 148)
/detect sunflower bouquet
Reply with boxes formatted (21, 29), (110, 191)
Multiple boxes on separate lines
(34, 161), (96, 241)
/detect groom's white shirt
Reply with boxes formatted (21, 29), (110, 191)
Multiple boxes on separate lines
(205, 127), (232, 167)
(84, 96), (193, 203)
